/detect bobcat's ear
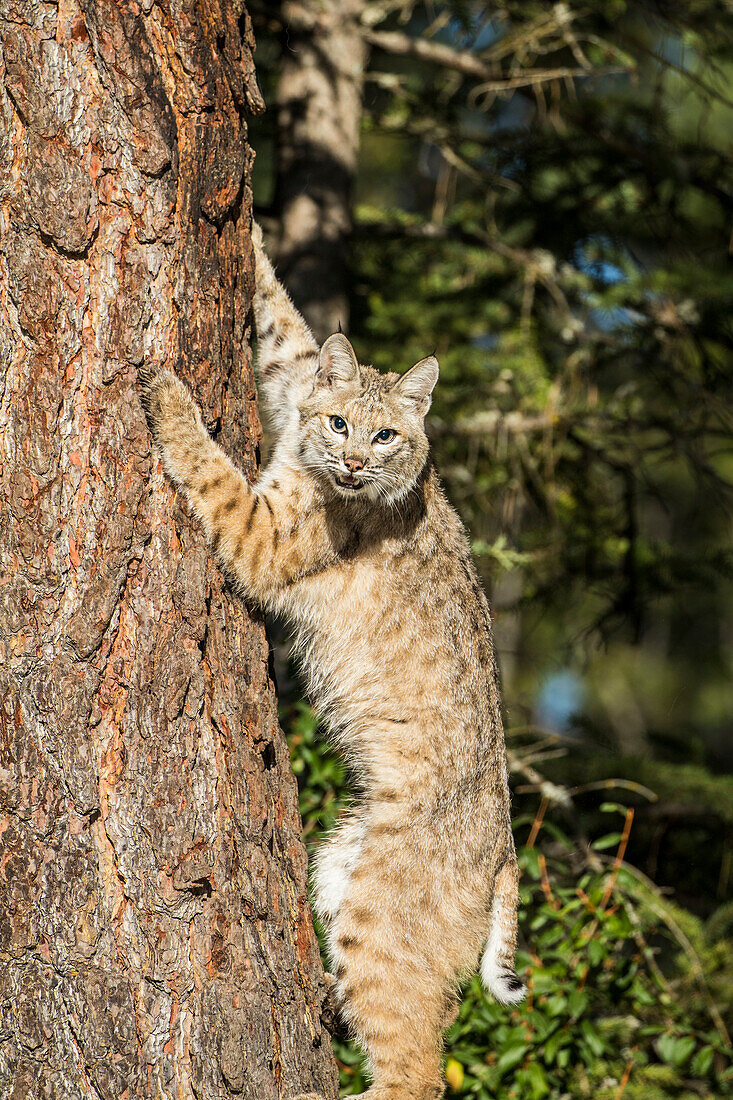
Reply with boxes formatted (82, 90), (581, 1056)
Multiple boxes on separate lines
(316, 333), (360, 389)
(392, 355), (439, 416)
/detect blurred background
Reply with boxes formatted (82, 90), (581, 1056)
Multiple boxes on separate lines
(248, 2), (732, 1097)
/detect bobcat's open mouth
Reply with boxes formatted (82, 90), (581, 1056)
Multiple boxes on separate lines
(335, 473), (365, 491)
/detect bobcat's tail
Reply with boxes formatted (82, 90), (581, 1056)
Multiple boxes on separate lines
(480, 858), (526, 1005)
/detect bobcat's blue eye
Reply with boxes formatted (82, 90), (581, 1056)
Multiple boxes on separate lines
(330, 415), (348, 434)
(374, 428), (396, 444)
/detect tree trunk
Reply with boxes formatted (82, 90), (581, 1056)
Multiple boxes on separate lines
(0, 3), (337, 1098)
(271, 0), (368, 340)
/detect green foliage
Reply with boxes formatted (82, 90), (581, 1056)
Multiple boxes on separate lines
(287, 701), (348, 840)
(285, 705), (733, 1099)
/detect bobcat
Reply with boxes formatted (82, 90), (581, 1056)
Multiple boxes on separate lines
(138, 223), (524, 1100)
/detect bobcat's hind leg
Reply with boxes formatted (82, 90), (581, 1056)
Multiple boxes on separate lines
(331, 850), (449, 1100)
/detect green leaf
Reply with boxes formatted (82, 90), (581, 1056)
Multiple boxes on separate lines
(543, 1028), (569, 1065)
(568, 990), (589, 1017)
(580, 1020), (607, 1057)
(495, 1043), (529, 1076)
(543, 994), (568, 1018)
(592, 832), (624, 850)
(690, 1045), (714, 1077)
(656, 1033), (696, 1067)
(517, 1062), (550, 1100)
(588, 938), (605, 966)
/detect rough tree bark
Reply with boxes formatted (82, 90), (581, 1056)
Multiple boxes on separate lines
(270, 0), (368, 340)
(0, 3), (338, 1098)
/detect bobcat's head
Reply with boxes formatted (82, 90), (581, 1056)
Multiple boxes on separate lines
(297, 334), (438, 505)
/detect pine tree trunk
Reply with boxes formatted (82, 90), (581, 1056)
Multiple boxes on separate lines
(0, 3), (337, 1098)
(271, 0), (368, 340)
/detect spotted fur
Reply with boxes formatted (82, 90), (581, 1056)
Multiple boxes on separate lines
(139, 222), (524, 1100)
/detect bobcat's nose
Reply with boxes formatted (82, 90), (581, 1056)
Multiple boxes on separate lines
(344, 456), (365, 472)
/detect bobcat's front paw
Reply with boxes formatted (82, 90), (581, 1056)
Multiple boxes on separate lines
(137, 365), (201, 450)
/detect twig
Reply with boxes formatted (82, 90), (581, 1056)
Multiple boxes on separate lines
(364, 27), (614, 92)
(507, 748), (572, 808)
(614, 1051), (636, 1100)
(364, 27), (501, 79)
(576, 886), (598, 917)
(600, 807), (634, 910)
(359, 0), (418, 29)
(469, 66), (621, 101)
(538, 852), (560, 909)
(519, 748), (569, 767)
(577, 809), (635, 951)
(570, 779), (658, 803)
(527, 795), (549, 848)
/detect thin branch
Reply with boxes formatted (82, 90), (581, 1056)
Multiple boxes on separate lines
(526, 795), (549, 848)
(569, 779), (658, 803)
(363, 27), (502, 80)
(538, 852), (561, 909)
(600, 807), (635, 909)
(614, 1053), (637, 1100)
(470, 8), (583, 65)
(507, 748), (572, 808)
(364, 26), (614, 91)
(469, 65), (621, 99)
(359, 0), (420, 29)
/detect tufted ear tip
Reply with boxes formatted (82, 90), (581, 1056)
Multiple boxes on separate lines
(392, 354), (439, 415)
(316, 333), (360, 389)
